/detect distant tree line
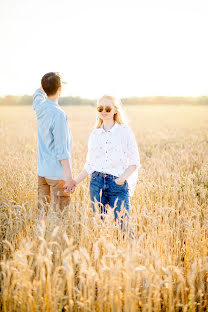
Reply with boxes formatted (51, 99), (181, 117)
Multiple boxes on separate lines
(0, 95), (96, 106)
(0, 95), (208, 106)
(122, 96), (208, 105)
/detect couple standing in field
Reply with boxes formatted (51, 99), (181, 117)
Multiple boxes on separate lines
(33, 72), (141, 230)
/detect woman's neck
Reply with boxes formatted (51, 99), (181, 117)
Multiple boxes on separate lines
(102, 119), (115, 131)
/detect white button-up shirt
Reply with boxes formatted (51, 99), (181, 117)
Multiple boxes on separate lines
(84, 122), (141, 196)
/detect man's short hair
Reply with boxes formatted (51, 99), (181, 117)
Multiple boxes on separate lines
(41, 72), (61, 96)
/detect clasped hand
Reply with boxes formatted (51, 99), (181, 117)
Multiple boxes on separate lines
(63, 179), (76, 194)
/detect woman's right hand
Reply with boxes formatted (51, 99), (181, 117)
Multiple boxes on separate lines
(114, 177), (125, 185)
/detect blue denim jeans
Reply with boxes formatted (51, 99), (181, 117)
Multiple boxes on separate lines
(90, 171), (130, 229)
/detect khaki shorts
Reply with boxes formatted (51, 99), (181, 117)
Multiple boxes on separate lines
(38, 176), (70, 211)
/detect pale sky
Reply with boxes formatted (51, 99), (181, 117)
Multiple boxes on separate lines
(0, 0), (208, 98)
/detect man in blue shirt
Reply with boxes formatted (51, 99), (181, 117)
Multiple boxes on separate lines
(33, 72), (75, 211)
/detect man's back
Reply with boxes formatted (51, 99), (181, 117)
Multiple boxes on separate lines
(33, 88), (72, 180)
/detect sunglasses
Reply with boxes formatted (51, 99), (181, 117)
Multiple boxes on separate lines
(97, 105), (112, 113)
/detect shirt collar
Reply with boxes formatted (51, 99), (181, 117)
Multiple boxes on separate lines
(46, 98), (59, 107)
(100, 121), (119, 134)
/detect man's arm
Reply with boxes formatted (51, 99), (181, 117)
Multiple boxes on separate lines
(32, 88), (46, 110)
(61, 159), (76, 193)
(53, 113), (75, 192)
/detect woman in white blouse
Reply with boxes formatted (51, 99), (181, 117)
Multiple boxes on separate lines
(74, 95), (141, 229)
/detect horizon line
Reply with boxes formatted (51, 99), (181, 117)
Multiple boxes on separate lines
(1, 94), (208, 99)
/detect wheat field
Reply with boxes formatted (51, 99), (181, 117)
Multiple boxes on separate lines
(0, 105), (208, 312)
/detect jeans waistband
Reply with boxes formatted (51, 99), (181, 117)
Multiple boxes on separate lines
(93, 171), (118, 179)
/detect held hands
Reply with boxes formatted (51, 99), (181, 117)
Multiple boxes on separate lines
(64, 178), (77, 194)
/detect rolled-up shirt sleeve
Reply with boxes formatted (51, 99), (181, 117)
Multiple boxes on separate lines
(32, 88), (46, 110)
(53, 113), (71, 160)
(127, 126), (141, 168)
(84, 132), (94, 174)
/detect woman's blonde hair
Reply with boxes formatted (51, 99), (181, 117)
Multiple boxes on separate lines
(95, 95), (128, 128)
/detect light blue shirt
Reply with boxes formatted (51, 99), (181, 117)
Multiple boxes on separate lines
(33, 89), (72, 180)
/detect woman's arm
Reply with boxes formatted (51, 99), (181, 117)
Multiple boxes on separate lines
(115, 126), (141, 185)
(74, 169), (89, 185)
(74, 132), (94, 185)
(115, 165), (137, 185)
